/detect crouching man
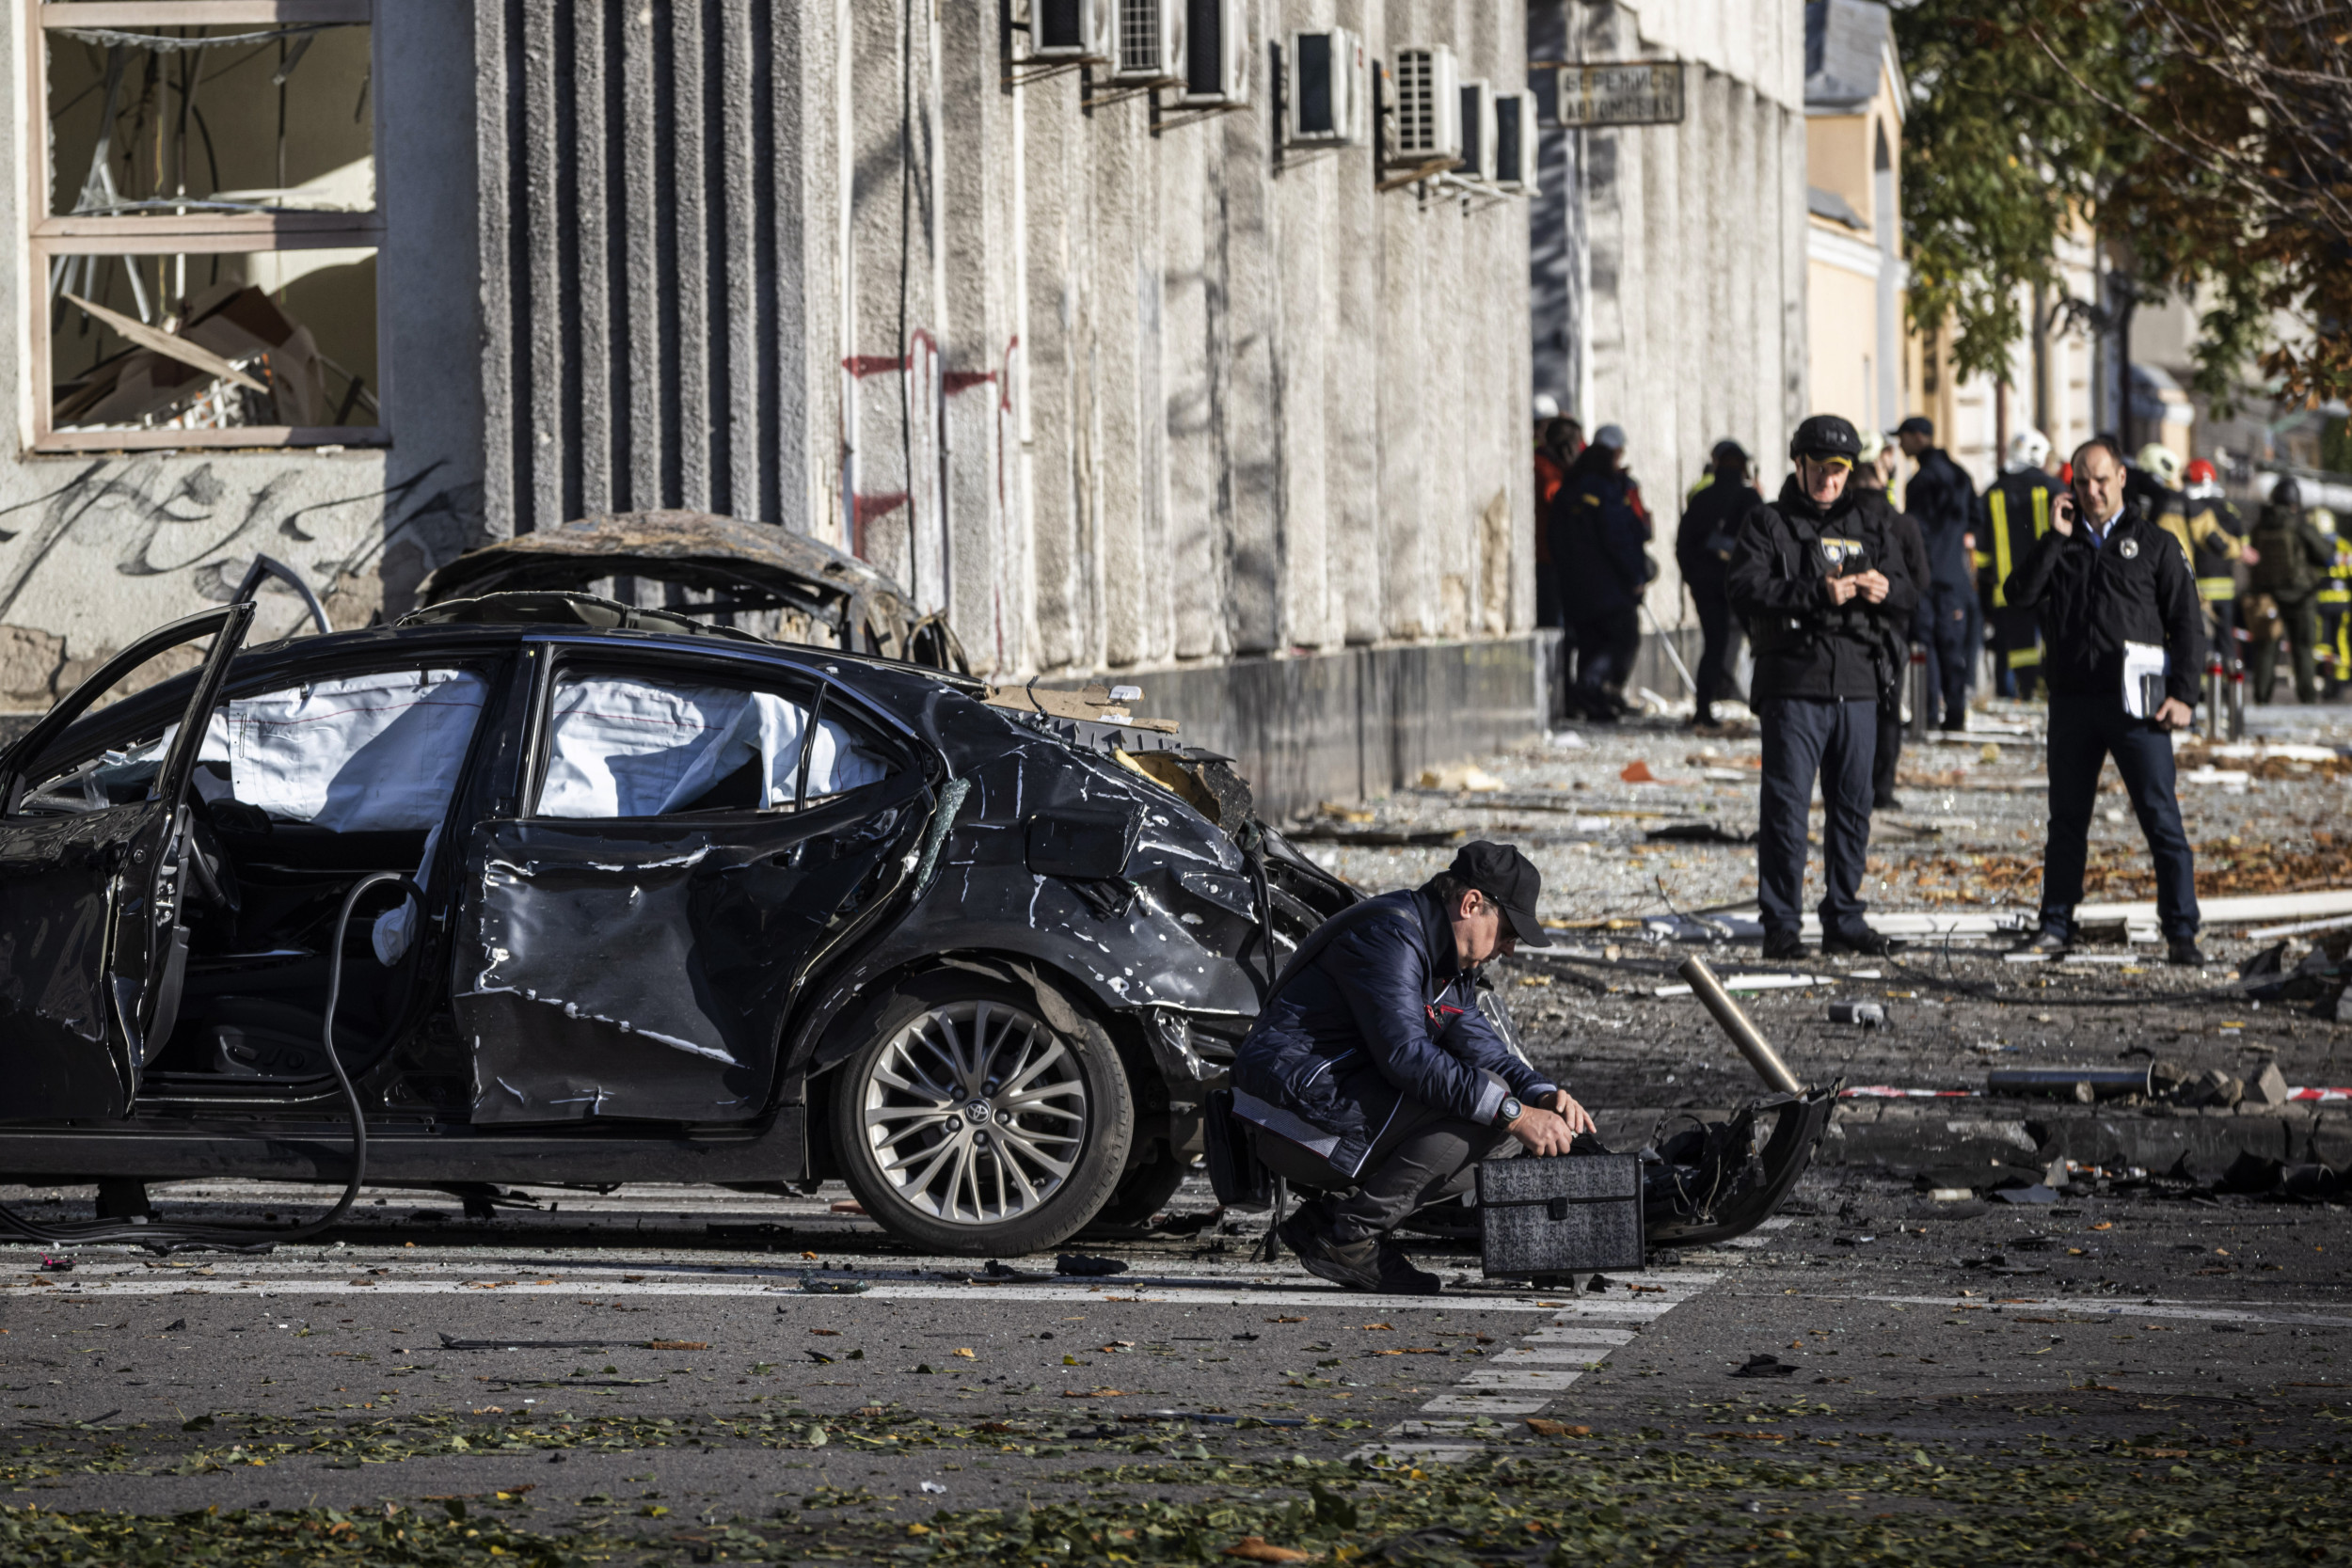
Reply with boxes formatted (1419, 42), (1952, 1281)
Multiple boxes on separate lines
(1232, 842), (1595, 1294)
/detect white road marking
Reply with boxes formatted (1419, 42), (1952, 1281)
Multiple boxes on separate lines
(0, 1276), (1580, 1311)
(1352, 1271), (1727, 1461)
(1718, 1216), (1794, 1250)
(1775, 1292), (2352, 1330)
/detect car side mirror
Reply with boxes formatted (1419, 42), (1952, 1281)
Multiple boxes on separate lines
(1025, 806), (1142, 881)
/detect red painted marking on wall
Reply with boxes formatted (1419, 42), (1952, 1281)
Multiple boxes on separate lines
(944, 369), (997, 394)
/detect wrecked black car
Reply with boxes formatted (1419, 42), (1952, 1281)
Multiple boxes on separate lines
(0, 585), (1359, 1255)
(0, 549), (1827, 1259)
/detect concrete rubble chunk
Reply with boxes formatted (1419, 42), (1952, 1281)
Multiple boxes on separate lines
(2242, 1061), (2290, 1107)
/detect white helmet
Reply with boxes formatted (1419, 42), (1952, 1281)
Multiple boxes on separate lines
(2313, 507), (2340, 537)
(2006, 428), (2051, 471)
(1533, 392), (1562, 422)
(2137, 443), (2185, 489)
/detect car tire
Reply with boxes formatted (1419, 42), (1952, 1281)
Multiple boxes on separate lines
(1085, 1147), (1190, 1232)
(832, 972), (1134, 1257)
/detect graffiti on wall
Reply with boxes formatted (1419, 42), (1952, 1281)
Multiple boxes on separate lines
(0, 455), (481, 710)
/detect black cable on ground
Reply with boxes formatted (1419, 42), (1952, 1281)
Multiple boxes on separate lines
(0, 873), (419, 1256)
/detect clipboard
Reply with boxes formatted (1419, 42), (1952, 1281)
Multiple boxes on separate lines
(2122, 641), (2168, 719)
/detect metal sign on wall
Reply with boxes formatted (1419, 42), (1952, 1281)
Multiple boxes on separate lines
(1553, 61), (1686, 127)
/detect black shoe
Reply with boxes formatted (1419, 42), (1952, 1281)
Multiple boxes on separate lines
(1761, 931), (1806, 961)
(1372, 1239), (1442, 1296)
(2168, 938), (2208, 968)
(1276, 1207), (1380, 1291)
(2012, 927), (2071, 956)
(1822, 927), (1903, 957)
(1873, 792), (1902, 811)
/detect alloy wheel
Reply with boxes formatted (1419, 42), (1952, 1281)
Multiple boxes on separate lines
(858, 999), (1089, 1225)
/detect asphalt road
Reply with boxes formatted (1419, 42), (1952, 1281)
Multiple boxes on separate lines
(4, 1173), (2347, 1562)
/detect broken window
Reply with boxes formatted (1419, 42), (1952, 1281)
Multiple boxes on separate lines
(35, 3), (379, 448)
(535, 672), (895, 819)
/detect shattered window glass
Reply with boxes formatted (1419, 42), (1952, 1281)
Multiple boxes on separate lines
(37, 10), (378, 442)
(48, 261), (378, 433)
(536, 673), (895, 819)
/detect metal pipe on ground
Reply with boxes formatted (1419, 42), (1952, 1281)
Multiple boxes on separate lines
(1676, 955), (1804, 1095)
(1987, 1066), (2153, 1101)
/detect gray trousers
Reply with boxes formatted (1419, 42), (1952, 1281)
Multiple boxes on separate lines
(1253, 1098), (1514, 1243)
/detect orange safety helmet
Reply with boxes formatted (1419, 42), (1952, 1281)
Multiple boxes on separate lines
(2185, 458), (2217, 485)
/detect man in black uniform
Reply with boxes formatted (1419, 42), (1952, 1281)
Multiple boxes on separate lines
(1897, 416), (1979, 728)
(2247, 478), (2333, 705)
(1728, 415), (1919, 960)
(2004, 437), (2205, 965)
(1979, 429), (2058, 700)
(1853, 429), (1928, 808)
(1677, 439), (1760, 731)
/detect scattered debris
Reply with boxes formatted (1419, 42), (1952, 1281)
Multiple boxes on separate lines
(1055, 1254), (1130, 1277)
(799, 1274), (871, 1294)
(1644, 821), (1755, 846)
(1730, 1354), (1800, 1379)
(1420, 763), (1506, 792)
(1222, 1538), (1318, 1563)
(1827, 1002), (1886, 1027)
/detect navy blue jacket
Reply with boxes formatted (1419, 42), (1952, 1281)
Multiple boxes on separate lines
(1231, 890), (1559, 1177)
(1905, 447), (1979, 589)
(1550, 467), (1650, 619)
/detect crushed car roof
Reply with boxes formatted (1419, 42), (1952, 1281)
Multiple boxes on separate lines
(418, 511), (966, 671)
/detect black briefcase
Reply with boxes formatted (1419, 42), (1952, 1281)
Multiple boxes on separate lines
(1475, 1153), (1645, 1280)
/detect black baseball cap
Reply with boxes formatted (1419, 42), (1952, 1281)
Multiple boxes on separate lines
(1895, 415), (1934, 438)
(1441, 840), (1551, 948)
(1788, 414), (1861, 463)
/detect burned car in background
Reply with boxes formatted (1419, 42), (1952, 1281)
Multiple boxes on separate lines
(0, 515), (1826, 1257)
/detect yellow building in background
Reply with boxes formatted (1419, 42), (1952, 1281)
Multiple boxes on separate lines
(1804, 0), (1911, 445)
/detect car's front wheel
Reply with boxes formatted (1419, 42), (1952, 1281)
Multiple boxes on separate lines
(832, 973), (1134, 1256)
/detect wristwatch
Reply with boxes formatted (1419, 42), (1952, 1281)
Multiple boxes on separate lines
(1497, 1096), (1523, 1127)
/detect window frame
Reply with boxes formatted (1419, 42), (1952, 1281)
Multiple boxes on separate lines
(26, 0), (385, 452)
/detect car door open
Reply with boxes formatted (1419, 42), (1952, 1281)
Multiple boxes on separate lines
(454, 662), (930, 1125)
(0, 603), (254, 1119)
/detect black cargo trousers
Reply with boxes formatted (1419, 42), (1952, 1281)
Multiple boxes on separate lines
(1252, 1096), (1516, 1244)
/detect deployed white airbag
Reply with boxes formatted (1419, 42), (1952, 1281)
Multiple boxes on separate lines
(537, 674), (887, 819)
(199, 668), (486, 832)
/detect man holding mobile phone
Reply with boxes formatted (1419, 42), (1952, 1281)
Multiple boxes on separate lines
(2001, 436), (2205, 964)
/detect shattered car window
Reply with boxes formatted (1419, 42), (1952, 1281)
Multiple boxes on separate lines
(536, 672), (891, 818)
(19, 731), (174, 815)
(194, 668), (486, 832)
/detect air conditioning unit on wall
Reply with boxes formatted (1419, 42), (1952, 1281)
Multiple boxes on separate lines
(1032, 0), (1115, 62)
(1285, 27), (1364, 145)
(1116, 0), (1184, 83)
(1494, 92), (1538, 193)
(1389, 45), (1461, 167)
(1182, 0), (1248, 105)
(1457, 79), (1497, 181)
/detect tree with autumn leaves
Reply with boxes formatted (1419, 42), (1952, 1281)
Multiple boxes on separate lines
(1895, 0), (2352, 412)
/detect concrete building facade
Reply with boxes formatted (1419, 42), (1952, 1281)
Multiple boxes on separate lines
(1527, 0), (1807, 676)
(0, 2), (1541, 814)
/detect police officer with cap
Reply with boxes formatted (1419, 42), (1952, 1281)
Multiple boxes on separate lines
(1728, 415), (1920, 960)
(1233, 841), (1593, 1294)
(2004, 436), (2205, 965)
